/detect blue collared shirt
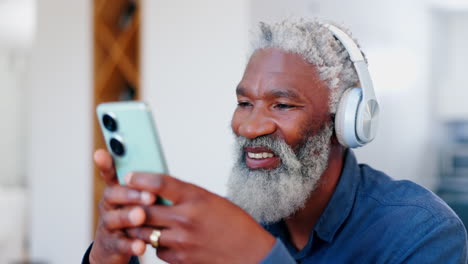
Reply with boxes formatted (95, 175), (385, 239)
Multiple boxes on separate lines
(260, 150), (468, 263)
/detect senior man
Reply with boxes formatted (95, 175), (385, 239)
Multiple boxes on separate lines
(84, 19), (467, 263)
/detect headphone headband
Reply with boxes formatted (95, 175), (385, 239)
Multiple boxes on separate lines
(324, 24), (377, 105)
(323, 23), (380, 147)
(325, 24), (365, 62)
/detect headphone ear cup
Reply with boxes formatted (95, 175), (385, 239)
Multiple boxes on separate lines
(334, 88), (362, 148)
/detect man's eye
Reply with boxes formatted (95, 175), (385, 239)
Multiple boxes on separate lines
(237, 102), (251, 107)
(275, 103), (295, 109)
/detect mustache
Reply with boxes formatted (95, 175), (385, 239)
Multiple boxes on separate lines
(234, 134), (295, 158)
(236, 134), (278, 148)
(233, 134), (305, 174)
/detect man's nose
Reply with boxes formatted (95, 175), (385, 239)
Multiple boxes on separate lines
(237, 108), (276, 139)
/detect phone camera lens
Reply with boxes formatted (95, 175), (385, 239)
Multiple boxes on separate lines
(103, 114), (118, 132)
(110, 138), (125, 156)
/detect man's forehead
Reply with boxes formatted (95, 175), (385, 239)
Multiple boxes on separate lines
(237, 73), (311, 94)
(236, 84), (303, 101)
(238, 48), (327, 99)
(245, 48), (319, 76)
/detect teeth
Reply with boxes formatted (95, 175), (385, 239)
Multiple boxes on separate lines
(247, 152), (274, 159)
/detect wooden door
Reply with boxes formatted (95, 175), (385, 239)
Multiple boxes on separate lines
(93, 0), (140, 233)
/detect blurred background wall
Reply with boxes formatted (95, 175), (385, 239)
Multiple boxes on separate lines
(0, 0), (35, 262)
(0, 0), (467, 263)
(24, 0), (93, 263)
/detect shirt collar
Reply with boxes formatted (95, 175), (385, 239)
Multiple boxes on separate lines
(263, 149), (361, 244)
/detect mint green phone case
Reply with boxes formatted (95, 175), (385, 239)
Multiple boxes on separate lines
(96, 101), (172, 205)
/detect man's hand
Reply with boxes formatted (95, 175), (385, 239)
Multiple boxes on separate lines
(123, 172), (276, 264)
(89, 150), (157, 264)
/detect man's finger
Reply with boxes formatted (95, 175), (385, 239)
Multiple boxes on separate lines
(124, 173), (195, 204)
(103, 185), (156, 206)
(143, 205), (184, 227)
(126, 227), (178, 249)
(109, 235), (146, 256)
(156, 247), (179, 264)
(94, 149), (118, 185)
(102, 206), (146, 231)
(125, 227), (156, 244)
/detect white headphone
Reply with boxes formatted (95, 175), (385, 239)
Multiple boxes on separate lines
(324, 24), (380, 148)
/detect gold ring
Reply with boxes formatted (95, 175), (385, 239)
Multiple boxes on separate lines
(149, 229), (162, 248)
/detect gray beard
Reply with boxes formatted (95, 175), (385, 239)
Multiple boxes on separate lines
(227, 124), (333, 224)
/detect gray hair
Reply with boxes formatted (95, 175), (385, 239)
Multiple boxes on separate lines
(250, 18), (365, 113)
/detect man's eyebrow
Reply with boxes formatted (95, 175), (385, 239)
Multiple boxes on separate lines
(236, 86), (247, 96)
(268, 89), (302, 100)
(236, 87), (303, 100)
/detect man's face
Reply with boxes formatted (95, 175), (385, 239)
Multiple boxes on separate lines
(231, 47), (330, 167)
(228, 48), (334, 223)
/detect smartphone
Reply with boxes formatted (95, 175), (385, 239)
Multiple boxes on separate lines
(96, 101), (172, 205)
